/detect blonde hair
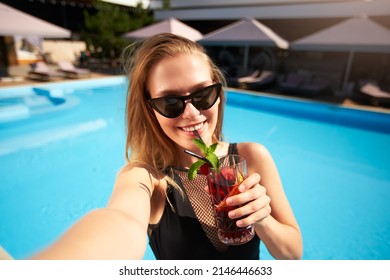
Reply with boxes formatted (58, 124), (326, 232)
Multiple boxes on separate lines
(121, 33), (226, 176)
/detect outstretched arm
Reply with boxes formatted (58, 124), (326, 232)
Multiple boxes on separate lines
(31, 166), (153, 260)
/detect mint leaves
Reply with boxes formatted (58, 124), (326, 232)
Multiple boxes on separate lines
(187, 136), (220, 180)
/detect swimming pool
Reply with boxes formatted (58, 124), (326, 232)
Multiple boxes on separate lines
(0, 77), (389, 260)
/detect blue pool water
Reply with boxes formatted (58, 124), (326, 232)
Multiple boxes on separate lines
(0, 77), (389, 260)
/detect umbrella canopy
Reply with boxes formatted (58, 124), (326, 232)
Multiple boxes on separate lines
(198, 17), (288, 49)
(290, 16), (390, 90)
(123, 17), (203, 41)
(198, 17), (288, 71)
(0, 3), (71, 38)
(290, 16), (390, 53)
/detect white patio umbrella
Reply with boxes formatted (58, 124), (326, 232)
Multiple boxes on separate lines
(290, 15), (390, 90)
(123, 17), (203, 42)
(0, 3), (71, 38)
(198, 17), (289, 70)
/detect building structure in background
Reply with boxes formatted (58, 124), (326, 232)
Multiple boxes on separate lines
(103, 0), (150, 9)
(148, 0), (390, 94)
(151, 0), (390, 38)
(5, 0), (385, 40)
(1, 0), (389, 97)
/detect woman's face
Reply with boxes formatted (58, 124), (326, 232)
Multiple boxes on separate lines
(147, 53), (220, 157)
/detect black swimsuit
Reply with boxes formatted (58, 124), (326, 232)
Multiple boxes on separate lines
(148, 143), (260, 259)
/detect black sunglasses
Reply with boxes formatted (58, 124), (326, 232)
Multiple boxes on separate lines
(148, 83), (222, 118)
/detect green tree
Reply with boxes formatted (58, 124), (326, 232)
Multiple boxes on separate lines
(163, 0), (170, 9)
(81, 0), (152, 63)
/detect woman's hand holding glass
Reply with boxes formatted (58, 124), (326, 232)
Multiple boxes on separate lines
(225, 173), (272, 228)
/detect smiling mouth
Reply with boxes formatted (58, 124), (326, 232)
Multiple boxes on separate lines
(181, 121), (205, 132)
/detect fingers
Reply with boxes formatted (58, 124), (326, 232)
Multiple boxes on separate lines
(238, 173), (261, 192)
(226, 178), (265, 206)
(226, 179), (271, 228)
(232, 195), (271, 227)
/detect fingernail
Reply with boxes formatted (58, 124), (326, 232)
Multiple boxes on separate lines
(239, 184), (245, 192)
(229, 211), (236, 218)
(226, 197), (233, 205)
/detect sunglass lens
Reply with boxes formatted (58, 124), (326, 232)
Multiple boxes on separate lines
(154, 98), (183, 118)
(193, 85), (220, 110)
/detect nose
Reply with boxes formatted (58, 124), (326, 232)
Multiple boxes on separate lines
(181, 100), (200, 119)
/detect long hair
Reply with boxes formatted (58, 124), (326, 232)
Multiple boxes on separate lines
(121, 33), (226, 176)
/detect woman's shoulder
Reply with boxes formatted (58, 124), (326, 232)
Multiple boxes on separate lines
(118, 161), (163, 177)
(219, 141), (270, 158)
(236, 142), (275, 168)
(233, 143), (276, 177)
(236, 142), (270, 156)
(116, 162), (165, 194)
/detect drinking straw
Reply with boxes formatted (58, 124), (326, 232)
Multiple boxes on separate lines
(184, 149), (213, 166)
(194, 130), (203, 142)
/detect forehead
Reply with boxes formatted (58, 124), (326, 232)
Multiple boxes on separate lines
(147, 53), (212, 96)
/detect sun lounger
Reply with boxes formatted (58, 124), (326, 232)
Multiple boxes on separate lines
(236, 70), (262, 83)
(27, 61), (63, 81)
(353, 81), (390, 107)
(299, 76), (332, 96)
(243, 70), (277, 90)
(0, 76), (24, 83)
(278, 72), (306, 93)
(0, 67), (24, 82)
(360, 82), (390, 98)
(226, 70), (262, 87)
(57, 61), (90, 79)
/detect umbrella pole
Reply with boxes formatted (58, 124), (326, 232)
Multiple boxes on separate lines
(243, 45), (249, 72)
(342, 51), (354, 94)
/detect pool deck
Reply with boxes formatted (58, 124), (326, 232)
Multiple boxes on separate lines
(1, 64), (389, 114)
(0, 64), (112, 87)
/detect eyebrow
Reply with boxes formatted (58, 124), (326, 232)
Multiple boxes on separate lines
(154, 81), (212, 98)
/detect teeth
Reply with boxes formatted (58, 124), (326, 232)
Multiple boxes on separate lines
(182, 122), (204, 132)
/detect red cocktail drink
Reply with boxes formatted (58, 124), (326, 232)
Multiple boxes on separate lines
(207, 155), (254, 245)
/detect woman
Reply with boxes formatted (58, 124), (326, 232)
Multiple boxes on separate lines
(33, 33), (302, 260)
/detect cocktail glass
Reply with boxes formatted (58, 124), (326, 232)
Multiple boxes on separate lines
(207, 154), (255, 245)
